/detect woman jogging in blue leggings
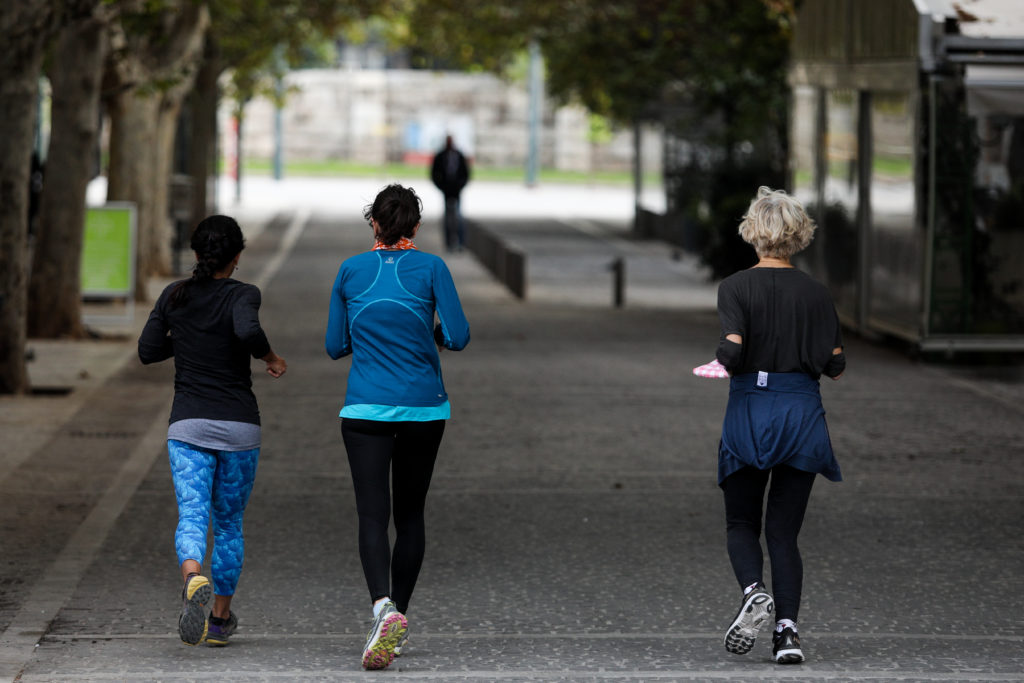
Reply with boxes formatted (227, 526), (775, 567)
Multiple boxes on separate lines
(326, 184), (470, 670)
(139, 215), (287, 646)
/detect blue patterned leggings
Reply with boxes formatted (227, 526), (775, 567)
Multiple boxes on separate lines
(168, 440), (259, 596)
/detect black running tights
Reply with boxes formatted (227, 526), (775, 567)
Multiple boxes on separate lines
(341, 418), (445, 614)
(721, 465), (816, 622)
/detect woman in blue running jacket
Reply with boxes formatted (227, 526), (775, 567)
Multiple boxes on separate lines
(325, 184), (470, 670)
(139, 215), (287, 647)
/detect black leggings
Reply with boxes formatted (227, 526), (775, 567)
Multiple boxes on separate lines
(341, 418), (444, 614)
(721, 465), (816, 622)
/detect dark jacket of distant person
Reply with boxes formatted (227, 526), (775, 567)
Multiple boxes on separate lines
(430, 137), (470, 199)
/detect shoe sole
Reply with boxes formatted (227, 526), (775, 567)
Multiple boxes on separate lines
(178, 578), (212, 646)
(362, 612), (408, 670)
(724, 591), (774, 655)
(774, 647), (805, 664)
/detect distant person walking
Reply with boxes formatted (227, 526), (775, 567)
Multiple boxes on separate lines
(430, 135), (470, 251)
(138, 215), (287, 647)
(714, 187), (844, 664)
(325, 184), (470, 670)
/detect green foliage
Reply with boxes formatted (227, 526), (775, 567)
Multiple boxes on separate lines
(209, 0), (381, 112)
(290, 39), (338, 70)
(388, 0), (795, 128)
(390, 1), (547, 72)
(109, 0), (207, 95)
(653, 1), (795, 277)
(541, 2), (694, 122)
(587, 114), (613, 146)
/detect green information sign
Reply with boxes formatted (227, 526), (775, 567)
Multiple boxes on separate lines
(80, 203), (136, 297)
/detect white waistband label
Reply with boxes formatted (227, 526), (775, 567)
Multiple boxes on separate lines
(757, 371), (768, 387)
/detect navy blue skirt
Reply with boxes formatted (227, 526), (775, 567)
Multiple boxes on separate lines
(718, 372), (841, 485)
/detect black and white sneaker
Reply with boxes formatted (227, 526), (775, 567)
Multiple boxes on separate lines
(724, 585), (774, 655)
(772, 626), (805, 663)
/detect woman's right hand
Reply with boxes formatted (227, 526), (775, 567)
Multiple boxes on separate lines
(829, 346), (844, 380)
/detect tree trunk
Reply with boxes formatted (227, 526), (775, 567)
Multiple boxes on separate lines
(0, 72), (41, 394)
(106, 88), (160, 301)
(0, 2), (54, 394)
(152, 66), (203, 276)
(151, 96), (179, 277)
(154, 6), (208, 275)
(103, 1), (209, 297)
(28, 15), (107, 339)
(189, 41), (221, 230)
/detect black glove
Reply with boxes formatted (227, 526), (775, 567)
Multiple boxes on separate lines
(433, 323), (445, 347)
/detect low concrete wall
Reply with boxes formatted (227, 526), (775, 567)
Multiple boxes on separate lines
(636, 208), (706, 254)
(465, 221), (526, 299)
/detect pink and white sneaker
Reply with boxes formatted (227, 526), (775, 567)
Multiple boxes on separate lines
(361, 602), (408, 670)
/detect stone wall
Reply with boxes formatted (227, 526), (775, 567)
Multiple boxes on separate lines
(225, 68), (661, 174)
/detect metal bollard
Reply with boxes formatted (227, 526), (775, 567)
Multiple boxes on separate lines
(610, 257), (625, 308)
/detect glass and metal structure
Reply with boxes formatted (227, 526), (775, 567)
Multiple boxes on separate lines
(790, 0), (1024, 351)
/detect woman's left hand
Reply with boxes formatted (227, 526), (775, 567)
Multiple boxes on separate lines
(261, 351), (288, 378)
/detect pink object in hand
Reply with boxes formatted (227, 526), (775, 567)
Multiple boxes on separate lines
(692, 359), (730, 379)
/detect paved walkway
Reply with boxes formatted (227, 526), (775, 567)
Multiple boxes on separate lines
(1, 176), (1022, 681)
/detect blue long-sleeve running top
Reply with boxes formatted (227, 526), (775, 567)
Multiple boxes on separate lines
(325, 249), (469, 415)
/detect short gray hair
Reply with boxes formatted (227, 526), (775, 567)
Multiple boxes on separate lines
(738, 186), (815, 259)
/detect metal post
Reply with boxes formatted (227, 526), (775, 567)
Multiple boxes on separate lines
(273, 47), (284, 181)
(633, 119), (642, 234)
(922, 76), (939, 341)
(526, 38), (542, 187)
(611, 257), (625, 308)
(35, 77), (45, 158)
(857, 91), (872, 334)
(273, 102), (283, 181)
(210, 86), (219, 215)
(234, 113), (243, 204)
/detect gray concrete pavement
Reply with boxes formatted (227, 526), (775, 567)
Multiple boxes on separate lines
(469, 216), (717, 310)
(1, 177), (1023, 681)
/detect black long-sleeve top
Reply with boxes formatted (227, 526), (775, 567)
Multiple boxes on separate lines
(138, 278), (271, 425)
(715, 267), (845, 380)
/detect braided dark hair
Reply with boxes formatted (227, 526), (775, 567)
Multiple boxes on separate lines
(168, 215), (245, 308)
(363, 184), (422, 246)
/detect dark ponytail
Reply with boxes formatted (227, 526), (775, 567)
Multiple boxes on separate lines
(169, 215), (246, 308)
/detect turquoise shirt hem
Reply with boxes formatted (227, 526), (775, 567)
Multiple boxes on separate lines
(339, 401), (451, 422)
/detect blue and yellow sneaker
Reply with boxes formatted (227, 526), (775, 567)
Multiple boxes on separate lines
(206, 611), (238, 646)
(178, 574), (211, 645)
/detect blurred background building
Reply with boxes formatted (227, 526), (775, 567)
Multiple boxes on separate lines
(227, 65), (661, 176)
